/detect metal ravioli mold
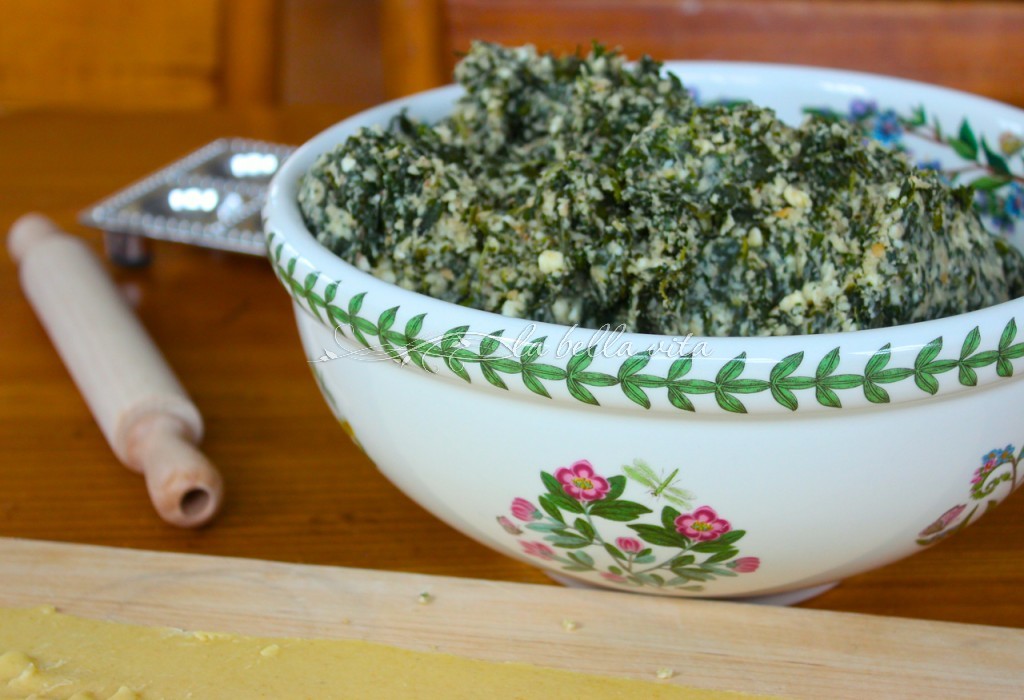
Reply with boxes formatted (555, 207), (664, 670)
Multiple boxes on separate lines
(80, 138), (294, 264)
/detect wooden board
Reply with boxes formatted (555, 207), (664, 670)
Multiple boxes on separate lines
(1, 538), (1021, 698)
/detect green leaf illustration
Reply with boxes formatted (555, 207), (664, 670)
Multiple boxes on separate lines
(778, 375), (816, 390)
(970, 175), (1011, 192)
(541, 471), (563, 497)
(303, 271), (319, 292)
(908, 104), (927, 127)
(567, 346), (595, 376)
(589, 499), (652, 522)
(489, 358), (522, 374)
(348, 291), (365, 317)
(1000, 319), (1017, 351)
(573, 518), (596, 541)
(863, 381), (890, 404)
(545, 534), (590, 549)
(377, 306), (398, 333)
(621, 380), (651, 409)
(716, 353), (747, 384)
(960, 327), (981, 359)
(865, 343), (892, 376)
(568, 550), (594, 567)
(723, 379), (770, 394)
(669, 554), (696, 568)
(522, 372), (551, 398)
(691, 539), (739, 553)
(628, 524), (688, 547)
(603, 542), (624, 560)
(618, 351), (652, 380)
(771, 385), (798, 411)
(479, 330), (503, 356)
(526, 364), (568, 381)
(705, 548), (740, 564)
(576, 371), (618, 387)
(675, 379), (717, 394)
(520, 337), (545, 364)
(816, 386), (842, 409)
(404, 313), (426, 339)
(820, 374), (863, 390)
(959, 119), (979, 156)
(915, 371), (940, 395)
(525, 521), (565, 533)
(667, 385), (695, 411)
(816, 347), (841, 379)
(661, 506), (682, 532)
(715, 390), (747, 414)
(873, 367), (915, 383)
(444, 356), (470, 383)
(997, 357), (1014, 377)
(769, 351), (804, 383)
(440, 325), (469, 353)
(1005, 343), (1024, 360)
(605, 475), (627, 501)
(958, 365), (978, 387)
(915, 337), (943, 369)
(480, 363), (508, 390)
(668, 356), (692, 380)
(566, 378), (598, 406)
(982, 138), (1011, 175)
(324, 281), (338, 304)
(538, 494), (565, 523)
(630, 373), (668, 388)
(964, 350), (999, 368)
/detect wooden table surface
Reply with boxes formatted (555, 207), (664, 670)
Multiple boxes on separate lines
(2, 105), (1023, 629)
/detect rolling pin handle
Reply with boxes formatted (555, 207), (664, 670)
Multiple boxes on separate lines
(8, 212), (61, 263)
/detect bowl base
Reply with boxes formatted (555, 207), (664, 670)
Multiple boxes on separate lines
(545, 573), (838, 606)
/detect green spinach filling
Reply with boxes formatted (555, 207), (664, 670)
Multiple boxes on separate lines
(299, 42), (1024, 336)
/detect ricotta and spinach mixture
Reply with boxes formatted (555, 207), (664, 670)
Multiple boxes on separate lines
(298, 42), (1024, 336)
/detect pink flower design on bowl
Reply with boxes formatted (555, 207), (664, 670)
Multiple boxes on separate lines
(728, 557), (760, 573)
(496, 515), (521, 535)
(675, 506), (732, 542)
(600, 571), (627, 583)
(511, 497), (540, 521)
(919, 504), (967, 537)
(555, 460), (610, 501)
(615, 537), (644, 554)
(520, 541), (555, 560)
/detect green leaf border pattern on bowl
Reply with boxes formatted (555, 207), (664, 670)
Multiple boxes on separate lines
(268, 95), (1024, 414)
(269, 229), (1024, 414)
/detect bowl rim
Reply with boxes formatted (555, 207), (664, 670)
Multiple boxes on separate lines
(264, 60), (1024, 416)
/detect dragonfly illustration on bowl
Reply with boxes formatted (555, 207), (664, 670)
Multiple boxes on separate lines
(623, 459), (695, 509)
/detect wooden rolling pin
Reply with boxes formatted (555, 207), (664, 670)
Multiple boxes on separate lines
(8, 214), (223, 527)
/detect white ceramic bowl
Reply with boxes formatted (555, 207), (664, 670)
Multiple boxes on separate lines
(265, 63), (1024, 602)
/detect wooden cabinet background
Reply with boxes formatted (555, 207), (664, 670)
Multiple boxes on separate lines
(0, 0), (386, 111)
(2, 0), (1022, 111)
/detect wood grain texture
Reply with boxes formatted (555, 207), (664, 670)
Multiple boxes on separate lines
(382, 0), (1024, 106)
(0, 108), (1023, 633)
(381, 0), (447, 98)
(2, 538), (1023, 699)
(0, 0), (222, 111)
(280, 0), (387, 106)
(222, 0), (281, 107)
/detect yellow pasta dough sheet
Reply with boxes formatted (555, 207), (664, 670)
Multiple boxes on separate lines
(0, 606), (760, 700)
